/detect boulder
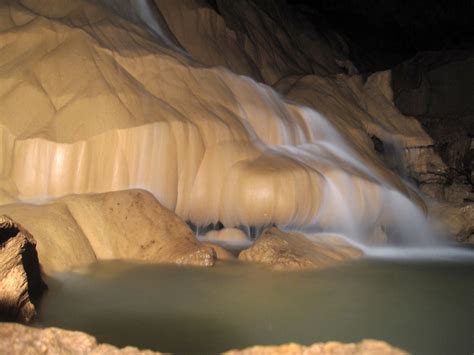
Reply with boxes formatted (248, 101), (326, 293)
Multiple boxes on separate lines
(0, 323), (160, 354)
(0, 190), (216, 272)
(239, 227), (362, 271)
(224, 339), (407, 355)
(0, 216), (46, 323)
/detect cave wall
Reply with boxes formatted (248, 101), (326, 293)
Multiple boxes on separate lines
(391, 51), (474, 202)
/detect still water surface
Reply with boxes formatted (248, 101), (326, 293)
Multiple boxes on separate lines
(36, 258), (474, 354)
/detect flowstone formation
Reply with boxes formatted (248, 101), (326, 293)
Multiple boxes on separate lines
(0, 1), (434, 240)
(0, 1), (470, 353)
(0, 0), (471, 280)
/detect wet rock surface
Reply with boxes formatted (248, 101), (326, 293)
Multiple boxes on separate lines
(239, 227), (362, 270)
(204, 243), (236, 261)
(0, 323), (161, 355)
(0, 216), (46, 323)
(429, 202), (474, 243)
(225, 339), (408, 355)
(0, 190), (216, 272)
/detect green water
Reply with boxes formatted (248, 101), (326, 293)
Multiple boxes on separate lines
(36, 258), (474, 355)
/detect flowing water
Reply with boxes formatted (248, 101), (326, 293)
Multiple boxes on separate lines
(36, 256), (474, 355)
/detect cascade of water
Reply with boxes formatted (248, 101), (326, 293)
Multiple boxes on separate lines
(0, 0), (464, 255)
(259, 106), (437, 247)
(189, 101), (439, 248)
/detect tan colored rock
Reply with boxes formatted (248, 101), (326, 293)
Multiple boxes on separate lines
(279, 71), (432, 153)
(0, 216), (46, 322)
(156, 0), (348, 84)
(204, 243), (236, 261)
(0, 323), (161, 354)
(239, 227), (362, 271)
(429, 202), (474, 243)
(0, 323), (406, 355)
(0, 190), (215, 272)
(444, 183), (474, 204)
(224, 339), (408, 355)
(419, 183), (444, 200)
(280, 70), (446, 197)
(0, 203), (97, 273)
(63, 190), (215, 267)
(404, 147), (447, 187)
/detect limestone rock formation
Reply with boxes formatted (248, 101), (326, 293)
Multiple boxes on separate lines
(160, 1), (439, 184)
(392, 51), (474, 198)
(388, 51), (474, 237)
(156, 0), (349, 84)
(239, 227), (362, 271)
(161, 0), (441, 200)
(0, 216), (46, 322)
(224, 339), (408, 355)
(0, 323), (408, 355)
(278, 70), (447, 193)
(429, 203), (474, 243)
(204, 243), (236, 261)
(0, 323), (160, 355)
(0, 190), (216, 272)
(0, 0), (433, 245)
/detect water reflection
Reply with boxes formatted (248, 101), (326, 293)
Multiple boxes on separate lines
(36, 259), (474, 355)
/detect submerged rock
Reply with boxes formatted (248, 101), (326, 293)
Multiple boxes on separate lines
(239, 227), (362, 270)
(0, 216), (46, 323)
(0, 323), (160, 354)
(224, 339), (408, 355)
(0, 190), (216, 272)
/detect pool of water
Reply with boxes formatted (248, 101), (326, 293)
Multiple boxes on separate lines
(36, 257), (474, 354)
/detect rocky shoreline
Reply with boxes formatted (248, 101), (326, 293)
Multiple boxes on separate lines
(0, 323), (407, 355)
